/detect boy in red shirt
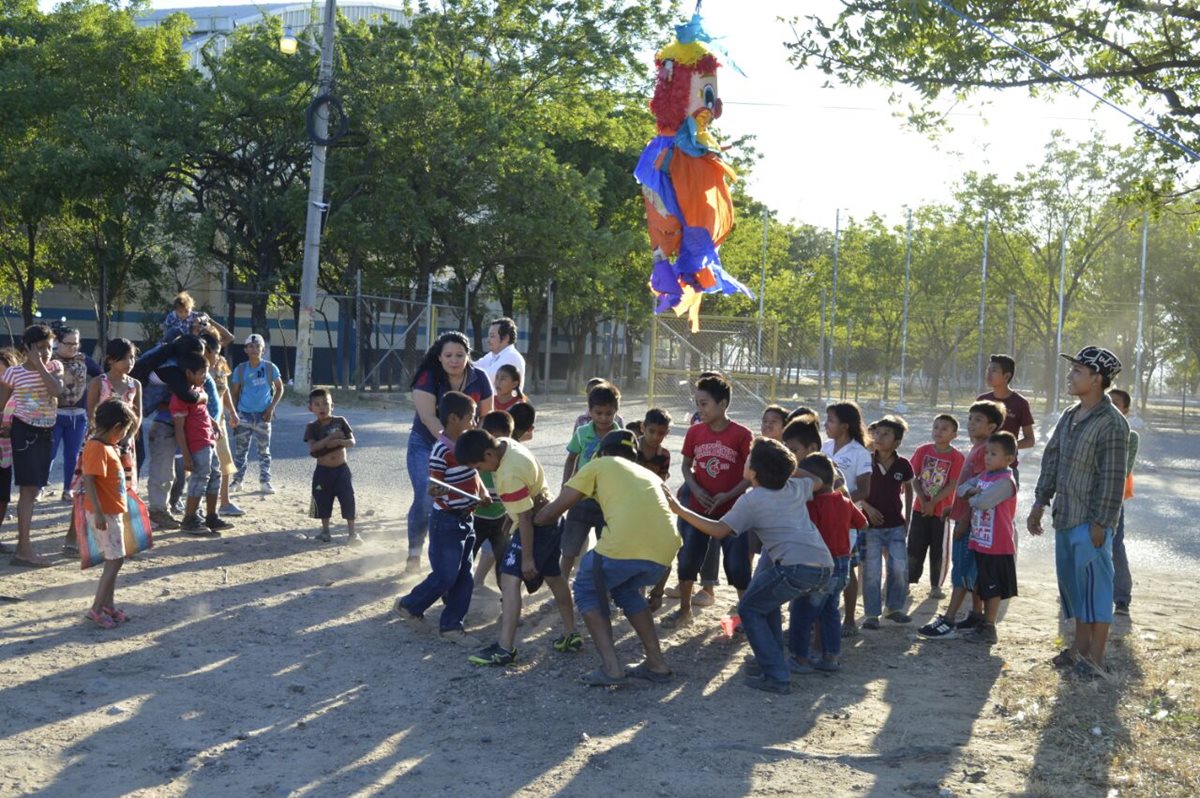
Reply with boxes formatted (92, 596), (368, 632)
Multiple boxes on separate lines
(171, 353), (228, 536)
(907, 414), (966, 596)
(919, 401), (1004, 639)
(661, 373), (753, 629)
(789, 453), (867, 672)
(957, 431), (1019, 645)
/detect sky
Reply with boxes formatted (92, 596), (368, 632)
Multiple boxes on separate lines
(52, 0), (1149, 229)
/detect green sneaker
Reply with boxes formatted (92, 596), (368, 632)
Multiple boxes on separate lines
(553, 632), (583, 653)
(468, 643), (516, 667)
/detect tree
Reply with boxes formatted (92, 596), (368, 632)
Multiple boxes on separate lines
(785, 1), (1200, 185)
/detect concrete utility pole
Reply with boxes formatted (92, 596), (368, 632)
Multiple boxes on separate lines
(292, 0), (337, 393)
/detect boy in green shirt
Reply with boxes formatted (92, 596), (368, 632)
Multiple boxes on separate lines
(559, 383), (620, 580)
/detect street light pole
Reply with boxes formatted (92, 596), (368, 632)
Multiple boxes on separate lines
(292, 0), (337, 393)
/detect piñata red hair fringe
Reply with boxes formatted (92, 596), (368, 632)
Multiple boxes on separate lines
(649, 54), (721, 134)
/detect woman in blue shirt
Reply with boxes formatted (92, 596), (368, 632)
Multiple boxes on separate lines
(406, 331), (492, 573)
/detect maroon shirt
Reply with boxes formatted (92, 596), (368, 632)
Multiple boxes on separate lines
(977, 389), (1035, 465)
(866, 453), (914, 528)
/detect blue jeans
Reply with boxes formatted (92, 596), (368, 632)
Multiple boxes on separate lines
(1113, 507), (1131, 606)
(738, 562), (831, 684)
(405, 432), (434, 555)
(50, 411), (88, 491)
(400, 508), (476, 632)
(789, 556), (851, 660)
(862, 525), (908, 618)
(232, 412), (272, 484)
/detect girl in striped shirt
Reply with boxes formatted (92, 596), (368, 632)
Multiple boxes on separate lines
(0, 325), (65, 567)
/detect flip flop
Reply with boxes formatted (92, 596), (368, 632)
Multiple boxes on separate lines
(579, 668), (626, 687)
(625, 663), (673, 683)
(9, 556), (52, 569)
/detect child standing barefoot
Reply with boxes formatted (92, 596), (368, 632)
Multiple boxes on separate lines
(0, 324), (65, 567)
(81, 399), (139, 628)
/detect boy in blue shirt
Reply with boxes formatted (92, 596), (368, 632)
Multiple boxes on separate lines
(229, 333), (284, 494)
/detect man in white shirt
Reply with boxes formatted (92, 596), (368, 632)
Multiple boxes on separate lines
(476, 317), (526, 388)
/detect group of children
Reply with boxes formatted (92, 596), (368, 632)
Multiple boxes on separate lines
(384, 367), (1040, 693)
(0, 292), (290, 631)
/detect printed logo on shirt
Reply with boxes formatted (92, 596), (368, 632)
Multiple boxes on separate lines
(970, 507), (996, 549)
(702, 457), (725, 478)
(694, 441), (738, 463)
(918, 457), (951, 495)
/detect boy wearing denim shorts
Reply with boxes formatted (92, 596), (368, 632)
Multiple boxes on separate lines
(304, 388), (359, 545)
(919, 401), (1003, 640)
(666, 438), (834, 695)
(560, 383), (620, 580)
(457, 429), (578, 666)
(536, 430), (681, 686)
(171, 353), (231, 536)
(1029, 346), (1128, 679)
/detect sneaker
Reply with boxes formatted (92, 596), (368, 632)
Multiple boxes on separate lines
(469, 643), (517, 666)
(315, 531), (333, 543)
(918, 615), (957, 640)
(692, 590), (716, 608)
(956, 611), (984, 630)
(404, 555), (422, 574)
(148, 509), (181, 530)
(664, 585), (682, 599)
(885, 609), (912, 624)
(553, 632), (583, 653)
(1114, 602), (1130, 616)
(229, 479), (243, 494)
(170, 500), (184, 516)
(744, 674), (791, 695)
(205, 515), (234, 532)
(813, 657), (841, 672)
(392, 597), (420, 620)
(180, 515), (212, 536)
(347, 533), (365, 547)
(261, 481), (276, 495)
(60, 490), (72, 503)
(659, 610), (695, 630)
(219, 502), (245, 517)
(929, 587), (947, 599)
(744, 655), (763, 677)
(861, 617), (881, 630)
(961, 623), (998, 645)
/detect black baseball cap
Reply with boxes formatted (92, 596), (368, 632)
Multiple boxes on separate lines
(1060, 346), (1122, 378)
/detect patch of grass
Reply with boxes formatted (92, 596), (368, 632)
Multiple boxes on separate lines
(993, 633), (1200, 797)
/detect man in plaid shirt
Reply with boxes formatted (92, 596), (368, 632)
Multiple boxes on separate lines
(1028, 346), (1129, 681)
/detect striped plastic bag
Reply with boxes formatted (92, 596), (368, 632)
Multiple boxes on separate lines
(74, 489), (154, 570)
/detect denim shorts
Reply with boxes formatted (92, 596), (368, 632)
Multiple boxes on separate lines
(572, 551), (668, 618)
(499, 522), (563, 592)
(950, 530), (977, 590)
(1055, 522), (1114, 624)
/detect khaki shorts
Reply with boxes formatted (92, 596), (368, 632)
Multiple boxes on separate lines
(88, 510), (126, 561)
(216, 424), (236, 476)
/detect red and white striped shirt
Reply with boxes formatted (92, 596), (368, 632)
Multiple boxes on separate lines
(3, 362), (62, 427)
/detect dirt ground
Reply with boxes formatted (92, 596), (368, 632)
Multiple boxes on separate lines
(0, 395), (1196, 797)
